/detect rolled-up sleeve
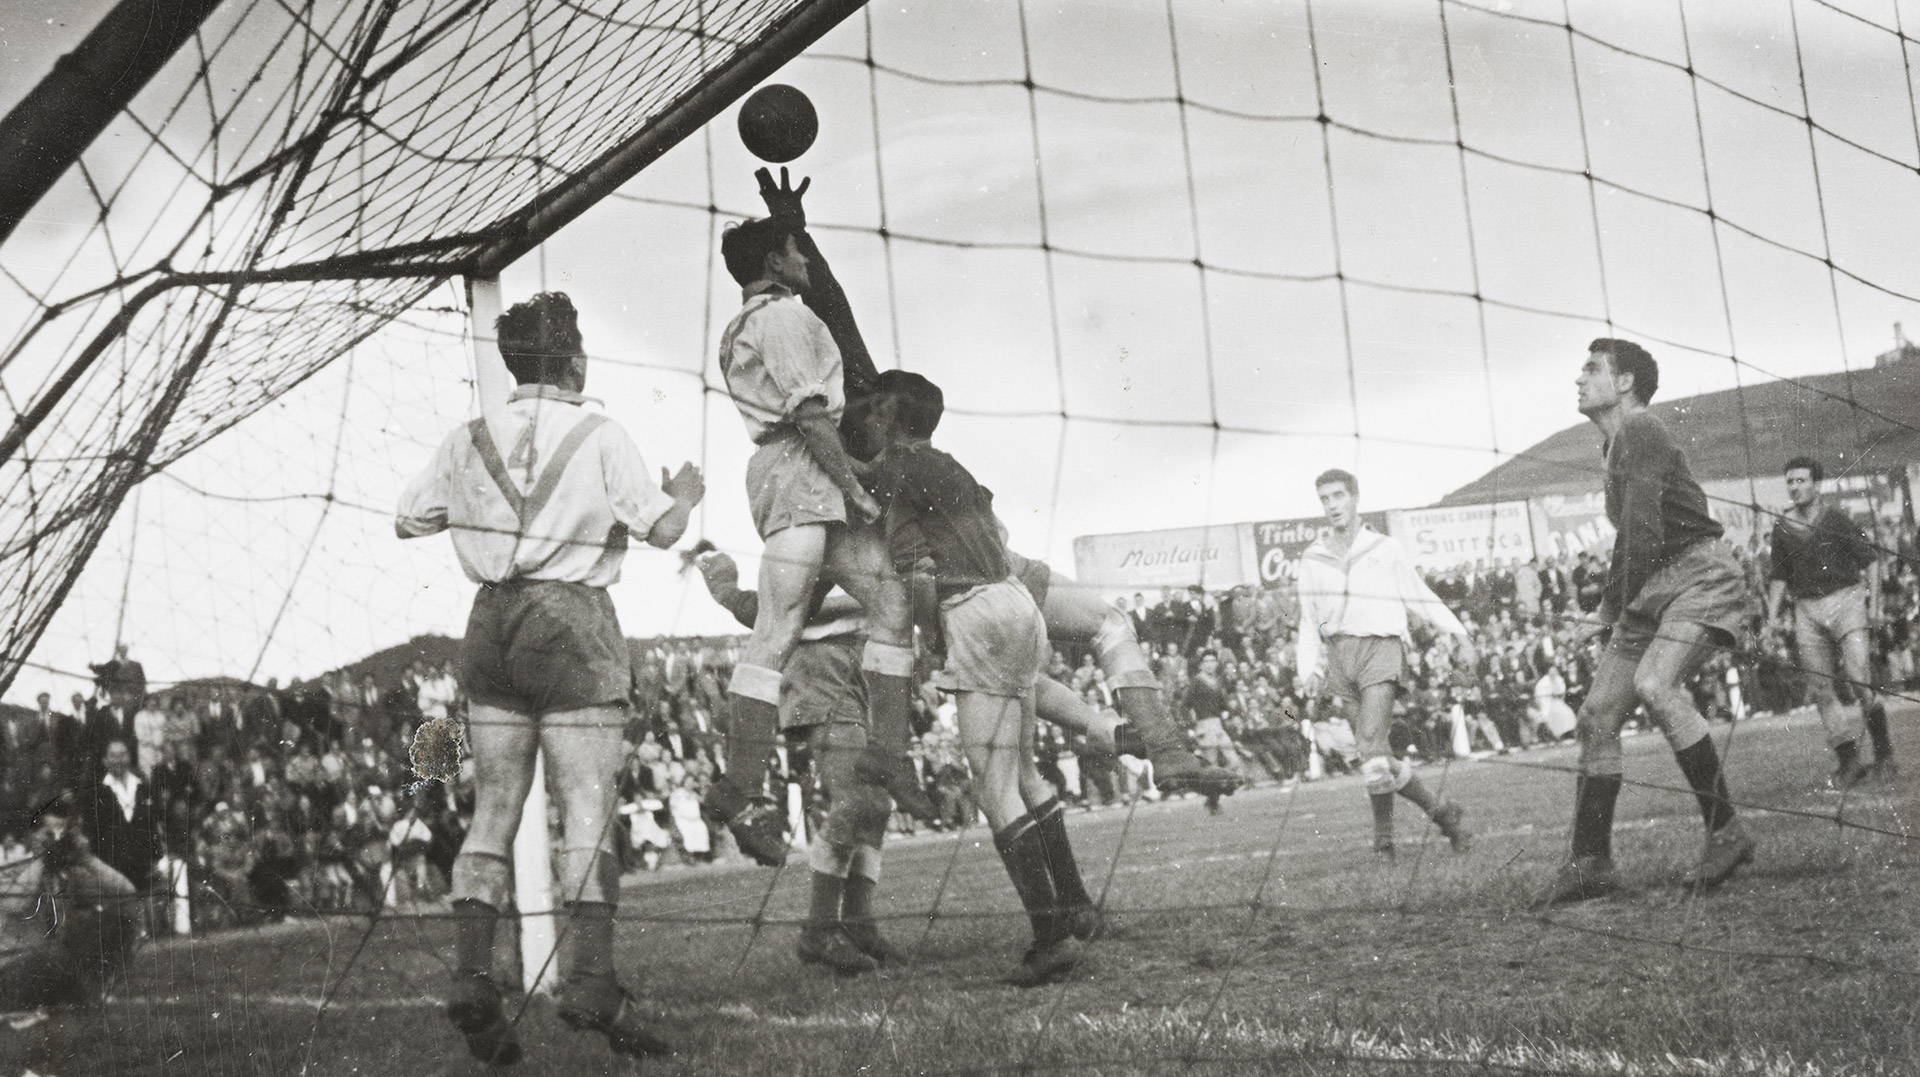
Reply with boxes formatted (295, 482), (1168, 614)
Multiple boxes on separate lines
(750, 301), (839, 419)
(599, 425), (678, 537)
(395, 434), (457, 538)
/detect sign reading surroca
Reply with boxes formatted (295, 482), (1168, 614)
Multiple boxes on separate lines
(1386, 501), (1535, 571)
(1071, 524), (1248, 591)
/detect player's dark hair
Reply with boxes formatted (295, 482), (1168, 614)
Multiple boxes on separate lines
(495, 292), (584, 384)
(1588, 337), (1659, 404)
(721, 216), (797, 286)
(879, 369), (944, 438)
(1314, 468), (1358, 496)
(1783, 455), (1824, 482)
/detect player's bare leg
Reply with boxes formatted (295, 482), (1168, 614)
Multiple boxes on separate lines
(1352, 683), (1470, 860)
(1549, 621), (1749, 905)
(822, 525), (937, 821)
(1798, 615), (1872, 788)
(542, 708), (673, 1057)
(446, 703), (538, 1065)
(1031, 571), (1240, 796)
(708, 523), (826, 866)
(1634, 622), (1752, 890)
(960, 691), (1082, 986)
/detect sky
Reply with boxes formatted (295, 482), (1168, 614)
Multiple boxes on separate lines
(3, 0), (1919, 704)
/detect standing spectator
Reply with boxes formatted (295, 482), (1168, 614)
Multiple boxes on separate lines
(90, 643), (147, 719)
(1182, 653), (1237, 815)
(1513, 556), (1542, 617)
(1539, 555), (1572, 617)
(86, 740), (156, 892)
(132, 696), (168, 774)
(1571, 551), (1605, 613)
(2, 698), (51, 838)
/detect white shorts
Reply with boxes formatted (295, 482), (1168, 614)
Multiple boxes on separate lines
(938, 577), (1048, 698)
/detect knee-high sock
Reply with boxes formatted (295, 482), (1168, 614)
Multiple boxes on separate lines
(992, 816), (1061, 948)
(1570, 774), (1621, 860)
(806, 872), (846, 930)
(865, 672), (914, 752)
(844, 845), (882, 926)
(1673, 736), (1735, 832)
(724, 694), (781, 787)
(1112, 687), (1189, 764)
(452, 899), (499, 977)
(1397, 774), (1440, 815)
(1369, 792), (1395, 844)
(563, 901), (616, 988)
(1865, 702), (1894, 761)
(1032, 798), (1093, 910)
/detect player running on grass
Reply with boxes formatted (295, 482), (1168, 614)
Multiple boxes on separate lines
(1295, 469), (1474, 860)
(1764, 455), (1895, 787)
(695, 550), (900, 976)
(1545, 339), (1753, 905)
(752, 166), (1239, 801)
(397, 293), (703, 1061)
(860, 369), (1101, 986)
(707, 209), (934, 869)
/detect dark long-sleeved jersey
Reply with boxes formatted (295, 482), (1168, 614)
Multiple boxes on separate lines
(1601, 410), (1723, 618)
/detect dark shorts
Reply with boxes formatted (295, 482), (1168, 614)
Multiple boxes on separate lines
(460, 580), (632, 715)
(1608, 541), (1746, 661)
(1324, 635), (1404, 704)
(781, 635), (867, 731)
(1004, 549), (1053, 611)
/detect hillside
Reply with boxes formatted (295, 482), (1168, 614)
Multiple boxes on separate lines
(1443, 341), (1920, 505)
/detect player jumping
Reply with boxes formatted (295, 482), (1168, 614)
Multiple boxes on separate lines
(1545, 338), (1753, 905)
(707, 207), (933, 869)
(752, 166), (1238, 800)
(861, 370), (1100, 986)
(398, 293), (703, 1061)
(1765, 455), (1894, 787)
(1296, 468), (1474, 859)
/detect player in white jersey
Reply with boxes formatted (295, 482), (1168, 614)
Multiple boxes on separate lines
(1296, 469), (1474, 859)
(398, 293), (703, 1062)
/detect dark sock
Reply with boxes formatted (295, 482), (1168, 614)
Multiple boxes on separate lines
(563, 901), (616, 987)
(1369, 793), (1395, 846)
(807, 871), (846, 930)
(1570, 774), (1621, 861)
(865, 672), (914, 752)
(1835, 739), (1860, 771)
(1111, 722), (1147, 759)
(1673, 736), (1735, 833)
(1865, 703), (1894, 761)
(452, 898), (499, 976)
(1033, 798), (1093, 910)
(842, 872), (877, 926)
(1398, 773), (1439, 814)
(1114, 687), (1188, 764)
(993, 816), (1060, 948)
(725, 694), (782, 788)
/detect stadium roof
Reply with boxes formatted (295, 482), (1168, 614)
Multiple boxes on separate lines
(1441, 340), (1920, 506)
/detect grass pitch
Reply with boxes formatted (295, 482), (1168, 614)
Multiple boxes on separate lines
(3, 705), (1912, 1076)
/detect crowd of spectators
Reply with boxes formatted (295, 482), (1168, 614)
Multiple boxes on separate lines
(4, 517), (1914, 933)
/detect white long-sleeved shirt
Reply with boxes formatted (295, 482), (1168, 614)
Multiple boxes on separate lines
(1294, 526), (1468, 680)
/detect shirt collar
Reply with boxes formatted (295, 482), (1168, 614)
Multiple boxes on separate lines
(508, 384), (597, 407)
(741, 281), (794, 302)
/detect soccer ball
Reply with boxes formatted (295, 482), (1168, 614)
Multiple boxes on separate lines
(737, 83), (818, 163)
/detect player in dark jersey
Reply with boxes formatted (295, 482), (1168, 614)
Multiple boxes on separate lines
(1765, 455), (1892, 786)
(753, 168), (1237, 800)
(1545, 339), (1753, 905)
(695, 551), (898, 975)
(859, 369), (1099, 986)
